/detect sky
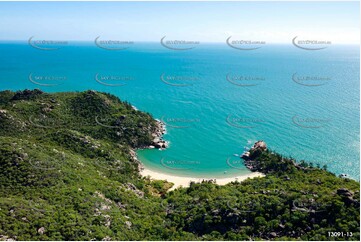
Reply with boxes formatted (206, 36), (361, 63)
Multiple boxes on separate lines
(0, 1), (359, 44)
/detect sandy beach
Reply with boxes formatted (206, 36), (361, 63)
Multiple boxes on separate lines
(140, 167), (265, 191)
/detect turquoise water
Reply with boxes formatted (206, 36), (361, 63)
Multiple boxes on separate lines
(0, 42), (359, 180)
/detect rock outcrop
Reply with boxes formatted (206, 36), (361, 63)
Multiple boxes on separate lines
(241, 140), (267, 171)
(337, 188), (359, 206)
(242, 140), (267, 160)
(37, 227), (45, 235)
(124, 183), (145, 198)
(150, 120), (168, 149)
(11, 89), (44, 100)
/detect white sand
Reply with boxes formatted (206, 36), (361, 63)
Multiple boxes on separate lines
(140, 168), (265, 191)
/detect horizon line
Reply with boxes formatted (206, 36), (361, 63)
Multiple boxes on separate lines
(0, 39), (360, 45)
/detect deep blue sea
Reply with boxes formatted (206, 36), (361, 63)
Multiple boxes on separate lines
(0, 41), (359, 180)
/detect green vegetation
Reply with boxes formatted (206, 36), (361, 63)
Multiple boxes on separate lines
(0, 89), (359, 241)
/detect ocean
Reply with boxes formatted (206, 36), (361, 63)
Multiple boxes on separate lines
(0, 41), (359, 180)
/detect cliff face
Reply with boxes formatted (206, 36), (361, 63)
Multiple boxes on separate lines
(0, 90), (359, 241)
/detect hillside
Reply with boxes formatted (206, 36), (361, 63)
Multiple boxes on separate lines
(0, 89), (359, 241)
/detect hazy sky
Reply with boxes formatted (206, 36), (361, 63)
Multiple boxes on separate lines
(0, 1), (359, 43)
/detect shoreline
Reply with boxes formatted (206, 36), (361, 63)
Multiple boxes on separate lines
(131, 116), (265, 190)
(140, 166), (265, 191)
